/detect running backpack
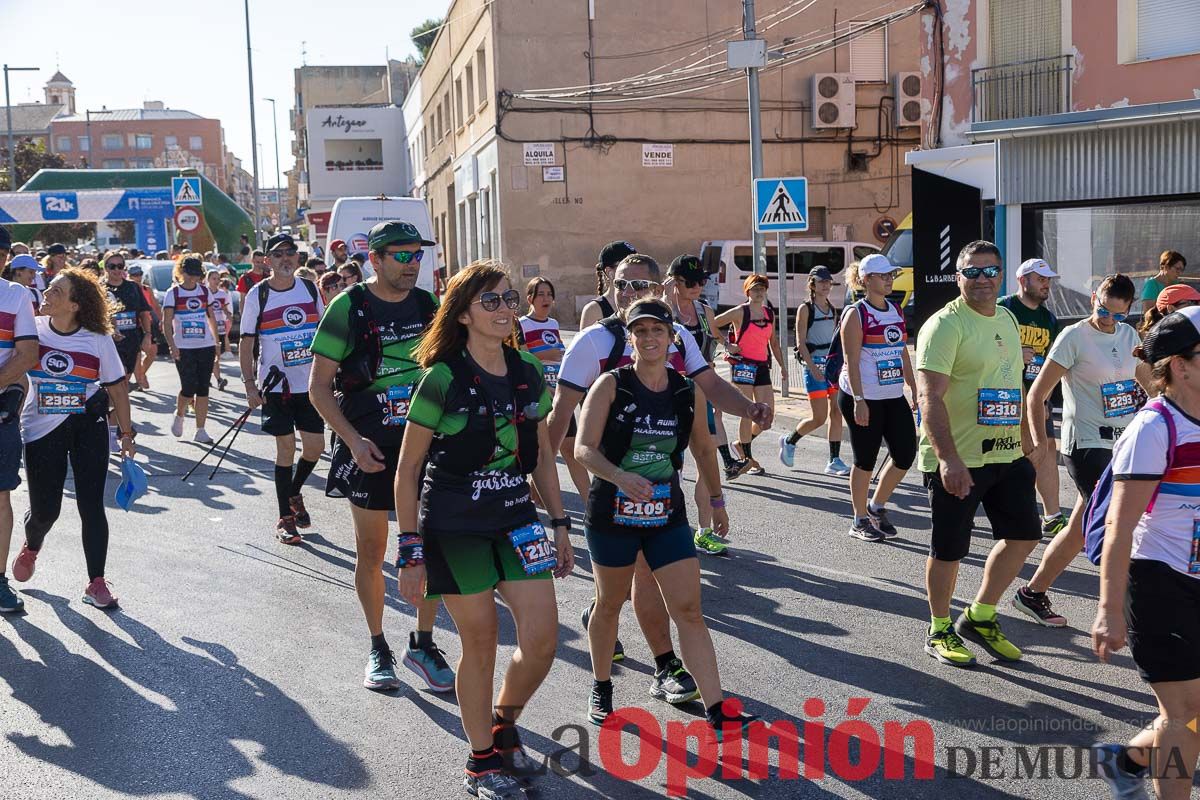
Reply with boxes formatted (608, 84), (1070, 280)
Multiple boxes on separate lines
(598, 315), (629, 372)
(335, 283), (438, 393)
(1082, 398), (1177, 566)
(599, 365), (694, 471)
(822, 301), (872, 386)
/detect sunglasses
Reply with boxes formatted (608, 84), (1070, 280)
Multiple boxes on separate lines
(676, 276), (708, 288)
(614, 279), (662, 293)
(1095, 304), (1129, 323)
(105, 263), (126, 270)
(384, 249), (424, 264)
(476, 289), (521, 312)
(959, 265), (1002, 280)
(269, 249), (299, 259)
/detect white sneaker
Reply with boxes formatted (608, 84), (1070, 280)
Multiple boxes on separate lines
(194, 429), (214, 445)
(171, 416), (185, 438)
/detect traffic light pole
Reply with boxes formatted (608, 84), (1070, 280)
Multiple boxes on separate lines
(744, 0), (765, 277)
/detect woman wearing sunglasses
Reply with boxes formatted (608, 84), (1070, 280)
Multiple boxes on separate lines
(318, 270), (342, 309)
(1015, 274), (1152, 628)
(394, 261), (573, 798)
(837, 253), (917, 542)
(339, 262), (364, 287)
(713, 274), (786, 475)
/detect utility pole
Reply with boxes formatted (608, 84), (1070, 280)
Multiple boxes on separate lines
(264, 97), (282, 220)
(4, 65), (39, 189)
(243, 0), (262, 247)
(744, 0), (766, 276)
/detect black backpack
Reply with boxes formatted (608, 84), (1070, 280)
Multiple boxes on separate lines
(598, 315), (629, 373)
(822, 301), (870, 386)
(336, 283), (438, 393)
(598, 365), (694, 471)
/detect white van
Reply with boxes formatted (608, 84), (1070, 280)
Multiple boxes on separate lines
(326, 195), (441, 293)
(698, 239), (881, 312)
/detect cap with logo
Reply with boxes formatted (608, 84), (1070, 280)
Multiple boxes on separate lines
(367, 221), (435, 251)
(1016, 258), (1058, 279)
(624, 300), (674, 329)
(47, 243), (67, 256)
(1156, 284), (1200, 314)
(266, 232), (297, 252)
(599, 241), (637, 269)
(1141, 305), (1200, 363)
(181, 256), (205, 276)
(9, 254), (41, 272)
(859, 253), (895, 276)
(668, 254), (707, 280)
(810, 266), (834, 282)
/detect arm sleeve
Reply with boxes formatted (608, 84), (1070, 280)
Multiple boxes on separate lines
(238, 285), (261, 337)
(12, 287), (36, 340)
(915, 312), (959, 375)
(97, 334), (127, 385)
(1112, 410), (1169, 480)
(674, 322), (712, 377)
(405, 365), (449, 431)
(309, 292), (353, 361)
(557, 327), (603, 392)
(1046, 326), (1077, 369)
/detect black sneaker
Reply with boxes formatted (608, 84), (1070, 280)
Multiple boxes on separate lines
(648, 658), (700, 704)
(724, 459), (752, 482)
(1041, 513), (1067, 536)
(848, 516), (885, 542)
(710, 711), (760, 742)
(1012, 586), (1068, 627)
(589, 681), (614, 726)
(580, 599), (624, 662)
(868, 506), (899, 538)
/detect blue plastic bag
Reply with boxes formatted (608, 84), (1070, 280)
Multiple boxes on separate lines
(115, 456), (148, 511)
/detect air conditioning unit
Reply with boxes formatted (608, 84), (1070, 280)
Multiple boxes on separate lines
(894, 71), (923, 127)
(811, 73), (856, 129)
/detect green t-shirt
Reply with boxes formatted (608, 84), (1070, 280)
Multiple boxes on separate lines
(1141, 276), (1168, 302)
(916, 297), (1025, 472)
(998, 294), (1058, 387)
(310, 287), (435, 393)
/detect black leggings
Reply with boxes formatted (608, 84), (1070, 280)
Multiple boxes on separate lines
(837, 393), (917, 471)
(24, 414), (111, 580)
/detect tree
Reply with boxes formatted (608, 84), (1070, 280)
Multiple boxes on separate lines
(0, 137), (69, 191)
(411, 18), (443, 63)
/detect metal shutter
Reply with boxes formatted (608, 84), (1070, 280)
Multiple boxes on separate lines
(849, 22), (887, 83)
(1138, 0), (1200, 60)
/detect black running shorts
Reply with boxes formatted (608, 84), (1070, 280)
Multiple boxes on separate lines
(922, 457), (1041, 562)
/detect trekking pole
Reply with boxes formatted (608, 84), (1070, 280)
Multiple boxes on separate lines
(182, 407), (253, 481)
(207, 367), (284, 480)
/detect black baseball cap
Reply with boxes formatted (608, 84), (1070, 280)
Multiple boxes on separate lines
(266, 232), (296, 252)
(368, 221), (434, 250)
(624, 300), (674, 329)
(0, 226), (10, 250)
(181, 256), (205, 276)
(599, 241), (637, 269)
(811, 266), (833, 282)
(47, 243), (67, 256)
(1142, 306), (1200, 363)
(668, 254), (706, 280)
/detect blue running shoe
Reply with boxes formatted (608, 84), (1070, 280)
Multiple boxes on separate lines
(0, 575), (23, 613)
(404, 633), (456, 692)
(363, 647), (401, 691)
(779, 435), (796, 467)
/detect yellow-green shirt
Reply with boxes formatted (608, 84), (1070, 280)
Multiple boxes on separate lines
(917, 297), (1025, 472)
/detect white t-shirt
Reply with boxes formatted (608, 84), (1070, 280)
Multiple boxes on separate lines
(838, 299), (908, 400)
(239, 278), (323, 393)
(0, 279), (39, 369)
(557, 319), (711, 392)
(1111, 398), (1200, 579)
(209, 288), (233, 335)
(23, 316), (125, 443)
(1047, 319), (1141, 453)
(162, 284), (215, 349)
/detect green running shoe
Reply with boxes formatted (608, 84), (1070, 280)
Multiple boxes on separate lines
(955, 610), (1022, 662)
(1041, 513), (1067, 536)
(925, 626), (976, 667)
(694, 528), (728, 556)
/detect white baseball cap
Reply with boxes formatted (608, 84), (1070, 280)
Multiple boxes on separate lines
(1016, 258), (1058, 278)
(859, 253), (896, 276)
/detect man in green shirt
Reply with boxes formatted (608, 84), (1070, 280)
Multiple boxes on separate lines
(998, 258), (1064, 535)
(310, 220), (454, 695)
(916, 240), (1042, 669)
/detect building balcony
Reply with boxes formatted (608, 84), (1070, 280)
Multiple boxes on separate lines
(972, 54), (1073, 124)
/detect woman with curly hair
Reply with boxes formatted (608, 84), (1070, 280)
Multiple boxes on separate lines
(10, 267), (135, 609)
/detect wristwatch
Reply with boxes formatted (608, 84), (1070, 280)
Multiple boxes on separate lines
(853, 394), (865, 402)
(550, 517), (572, 531)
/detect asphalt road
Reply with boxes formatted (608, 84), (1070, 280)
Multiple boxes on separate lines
(0, 355), (1158, 800)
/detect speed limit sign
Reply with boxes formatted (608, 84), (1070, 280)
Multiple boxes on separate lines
(174, 206), (202, 233)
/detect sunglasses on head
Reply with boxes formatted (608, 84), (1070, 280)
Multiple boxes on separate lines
(676, 276), (708, 288)
(614, 279), (661, 293)
(384, 249), (424, 264)
(1095, 304), (1128, 323)
(476, 288), (521, 312)
(269, 249), (299, 259)
(959, 265), (1002, 280)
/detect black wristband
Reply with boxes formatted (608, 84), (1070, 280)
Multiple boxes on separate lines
(550, 517), (572, 531)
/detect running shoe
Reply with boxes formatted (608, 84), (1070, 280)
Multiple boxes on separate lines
(465, 769), (526, 799)
(0, 575), (24, 612)
(955, 610), (1022, 662)
(868, 506), (899, 538)
(778, 435), (796, 467)
(649, 658), (700, 704)
(276, 516), (301, 545)
(589, 681), (614, 726)
(82, 577), (118, 609)
(694, 528), (729, 555)
(170, 415), (185, 438)
(11, 544), (38, 583)
(363, 647), (401, 691)
(745, 460), (765, 476)
(1012, 587), (1068, 627)
(1041, 513), (1067, 536)
(1092, 744), (1149, 800)
(825, 457), (851, 476)
(193, 429), (214, 445)
(724, 459), (752, 482)
(848, 517), (886, 542)
(404, 636), (456, 692)
(924, 626), (976, 667)
(580, 599), (625, 662)
(493, 724), (540, 785)
(289, 494), (311, 529)
(711, 711), (760, 743)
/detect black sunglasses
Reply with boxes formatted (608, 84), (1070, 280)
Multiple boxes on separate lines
(614, 279), (661, 293)
(959, 265), (1002, 280)
(105, 263), (126, 270)
(476, 289), (521, 312)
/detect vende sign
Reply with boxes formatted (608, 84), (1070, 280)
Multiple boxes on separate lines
(642, 143), (674, 168)
(523, 143), (556, 166)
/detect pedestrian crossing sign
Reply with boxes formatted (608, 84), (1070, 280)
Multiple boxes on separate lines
(172, 177), (202, 207)
(754, 177), (808, 233)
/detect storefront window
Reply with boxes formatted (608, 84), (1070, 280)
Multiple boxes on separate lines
(1028, 198), (1200, 319)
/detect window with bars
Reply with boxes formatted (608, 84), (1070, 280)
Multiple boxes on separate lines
(976, 0), (1068, 121)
